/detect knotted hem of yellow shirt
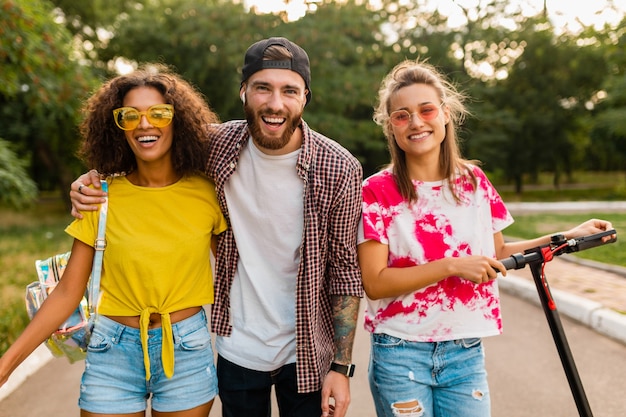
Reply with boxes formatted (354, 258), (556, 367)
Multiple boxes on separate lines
(140, 308), (174, 380)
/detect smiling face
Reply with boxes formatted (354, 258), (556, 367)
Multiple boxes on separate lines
(389, 83), (449, 165)
(121, 86), (174, 168)
(241, 68), (307, 154)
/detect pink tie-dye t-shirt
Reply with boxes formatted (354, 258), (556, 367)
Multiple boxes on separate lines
(359, 165), (514, 342)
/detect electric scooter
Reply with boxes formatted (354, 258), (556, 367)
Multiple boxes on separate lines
(498, 229), (618, 417)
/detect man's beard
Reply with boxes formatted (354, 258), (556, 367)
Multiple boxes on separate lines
(244, 102), (302, 151)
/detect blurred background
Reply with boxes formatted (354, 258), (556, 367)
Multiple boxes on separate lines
(2, 0), (626, 207)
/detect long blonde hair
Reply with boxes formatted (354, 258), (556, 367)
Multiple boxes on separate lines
(373, 59), (478, 203)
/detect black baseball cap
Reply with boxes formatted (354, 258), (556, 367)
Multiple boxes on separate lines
(241, 37), (312, 104)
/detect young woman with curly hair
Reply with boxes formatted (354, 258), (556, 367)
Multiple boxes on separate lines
(0, 64), (227, 417)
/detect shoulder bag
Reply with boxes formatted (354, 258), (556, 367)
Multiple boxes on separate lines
(24, 179), (109, 363)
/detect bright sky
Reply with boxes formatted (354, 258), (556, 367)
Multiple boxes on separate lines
(243, 0), (626, 30)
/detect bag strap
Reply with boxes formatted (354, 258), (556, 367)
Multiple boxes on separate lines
(87, 178), (109, 317)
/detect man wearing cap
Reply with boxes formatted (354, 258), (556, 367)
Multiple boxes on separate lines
(69, 37), (363, 417)
(207, 37), (363, 417)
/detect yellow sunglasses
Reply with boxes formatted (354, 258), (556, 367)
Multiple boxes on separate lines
(112, 104), (174, 131)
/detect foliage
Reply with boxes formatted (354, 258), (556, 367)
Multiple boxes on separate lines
(0, 0), (99, 205)
(91, 0), (279, 122)
(0, 138), (38, 208)
(465, 15), (608, 192)
(588, 17), (626, 171)
(280, 0), (393, 176)
(1, 0), (625, 194)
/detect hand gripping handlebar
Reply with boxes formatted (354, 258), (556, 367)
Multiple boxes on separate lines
(498, 229), (617, 271)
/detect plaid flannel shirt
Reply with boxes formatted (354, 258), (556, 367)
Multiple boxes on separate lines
(206, 120), (363, 393)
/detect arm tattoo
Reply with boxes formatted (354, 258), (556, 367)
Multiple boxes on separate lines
(331, 295), (360, 364)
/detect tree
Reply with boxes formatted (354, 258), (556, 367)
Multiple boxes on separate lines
(278, 0), (393, 176)
(60, 0), (392, 175)
(27, 0), (626, 190)
(0, 0), (98, 204)
(588, 16), (626, 172)
(0, 139), (37, 208)
(589, 75), (626, 171)
(496, 17), (607, 191)
(445, 8), (611, 193)
(93, 0), (280, 121)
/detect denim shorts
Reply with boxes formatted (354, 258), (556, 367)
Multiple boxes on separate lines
(78, 309), (217, 414)
(369, 333), (490, 417)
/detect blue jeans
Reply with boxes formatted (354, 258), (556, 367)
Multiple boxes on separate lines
(216, 355), (321, 417)
(79, 310), (217, 413)
(369, 333), (490, 417)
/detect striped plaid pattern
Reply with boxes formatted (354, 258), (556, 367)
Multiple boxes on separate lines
(206, 120), (363, 392)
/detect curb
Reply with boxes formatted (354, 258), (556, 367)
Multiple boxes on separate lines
(0, 344), (54, 402)
(500, 273), (626, 345)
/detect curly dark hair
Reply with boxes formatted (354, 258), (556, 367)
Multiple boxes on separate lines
(77, 63), (219, 177)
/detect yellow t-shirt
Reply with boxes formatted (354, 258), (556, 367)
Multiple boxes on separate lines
(66, 174), (226, 379)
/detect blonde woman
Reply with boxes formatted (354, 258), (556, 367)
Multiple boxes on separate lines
(358, 59), (613, 417)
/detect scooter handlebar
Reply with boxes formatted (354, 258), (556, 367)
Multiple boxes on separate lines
(570, 229), (617, 252)
(497, 229), (617, 271)
(499, 253), (527, 270)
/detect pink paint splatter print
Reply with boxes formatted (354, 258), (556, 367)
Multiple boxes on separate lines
(414, 212), (451, 262)
(359, 165), (512, 341)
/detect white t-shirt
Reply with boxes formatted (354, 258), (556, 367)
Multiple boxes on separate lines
(216, 140), (303, 371)
(358, 166), (514, 342)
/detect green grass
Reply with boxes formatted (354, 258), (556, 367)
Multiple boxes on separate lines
(0, 197), (74, 355)
(494, 171), (626, 202)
